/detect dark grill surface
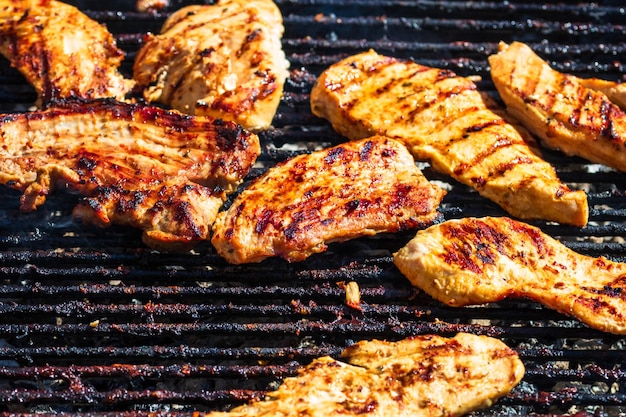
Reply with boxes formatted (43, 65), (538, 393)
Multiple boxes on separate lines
(1, 0), (626, 415)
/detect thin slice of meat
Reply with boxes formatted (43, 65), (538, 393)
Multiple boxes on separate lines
(133, 0), (290, 131)
(211, 136), (445, 263)
(203, 333), (525, 417)
(0, 98), (260, 251)
(489, 41), (626, 172)
(310, 50), (588, 227)
(394, 216), (626, 335)
(0, 0), (134, 105)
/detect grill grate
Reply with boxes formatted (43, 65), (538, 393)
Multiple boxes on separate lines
(1, 0), (626, 415)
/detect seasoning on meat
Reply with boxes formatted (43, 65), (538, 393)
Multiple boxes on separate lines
(203, 333), (525, 417)
(0, 0), (134, 106)
(489, 41), (626, 172)
(579, 77), (626, 111)
(211, 136), (446, 263)
(394, 216), (626, 335)
(0, 98), (260, 252)
(133, 0), (290, 132)
(310, 50), (588, 227)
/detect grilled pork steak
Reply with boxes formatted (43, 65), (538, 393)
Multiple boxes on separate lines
(133, 0), (289, 131)
(489, 41), (626, 172)
(310, 50), (588, 227)
(0, 0), (134, 105)
(0, 99), (260, 251)
(394, 216), (626, 335)
(211, 136), (445, 263)
(204, 333), (524, 417)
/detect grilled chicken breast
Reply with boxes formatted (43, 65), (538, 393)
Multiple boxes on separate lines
(0, 0), (134, 106)
(133, 0), (290, 131)
(489, 41), (626, 172)
(579, 77), (626, 111)
(0, 99), (260, 251)
(394, 216), (626, 335)
(211, 136), (445, 263)
(205, 333), (524, 417)
(311, 50), (588, 227)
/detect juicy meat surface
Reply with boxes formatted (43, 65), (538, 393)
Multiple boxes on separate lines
(0, 99), (260, 251)
(133, 0), (290, 131)
(211, 136), (446, 263)
(394, 216), (626, 335)
(310, 50), (588, 227)
(204, 333), (525, 417)
(489, 41), (626, 172)
(579, 77), (626, 111)
(0, 0), (134, 105)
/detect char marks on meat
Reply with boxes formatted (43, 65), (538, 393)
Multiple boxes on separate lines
(203, 333), (524, 417)
(0, 98), (260, 251)
(211, 136), (445, 263)
(394, 216), (626, 335)
(310, 50), (588, 227)
(133, 0), (290, 132)
(0, 0), (134, 105)
(489, 41), (626, 172)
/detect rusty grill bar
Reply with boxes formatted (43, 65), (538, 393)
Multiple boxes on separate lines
(1, 0), (626, 415)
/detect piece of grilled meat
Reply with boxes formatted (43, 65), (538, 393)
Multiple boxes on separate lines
(394, 216), (626, 335)
(211, 136), (445, 263)
(579, 77), (626, 111)
(0, 0), (134, 106)
(489, 41), (626, 172)
(0, 99), (260, 251)
(311, 50), (588, 227)
(204, 333), (524, 417)
(133, 0), (289, 131)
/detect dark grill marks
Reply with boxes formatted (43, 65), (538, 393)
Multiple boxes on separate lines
(397, 67), (466, 123)
(441, 218), (510, 274)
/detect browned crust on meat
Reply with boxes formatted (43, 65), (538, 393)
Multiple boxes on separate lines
(0, 98), (260, 251)
(489, 41), (626, 172)
(211, 136), (445, 263)
(0, 0), (134, 105)
(202, 333), (524, 417)
(311, 50), (588, 227)
(394, 216), (626, 334)
(133, 0), (289, 131)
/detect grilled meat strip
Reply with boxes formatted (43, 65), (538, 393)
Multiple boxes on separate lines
(0, 0), (134, 106)
(311, 50), (588, 227)
(394, 216), (626, 335)
(0, 99), (260, 251)
(579, 77), (626, 111)
(133, 0), (289, 132)
(489, 41), (626, 172)
(211, 136), (445, 263)
(204, 333), (524, 417)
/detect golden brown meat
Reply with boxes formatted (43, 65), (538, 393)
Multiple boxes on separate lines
(203, 333), (525, 417)
(211, 136), (445, 263)
(0, 0), (134, 105)
(489, 41), (626, 172)
(311, 50), (588, 227)
(394, 216), (626, 335)
(133, 0), (290, 131)
(579, 77), (626, 110)
(0, 99), (260, 251)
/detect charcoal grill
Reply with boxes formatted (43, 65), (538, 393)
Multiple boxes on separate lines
(1, 0), (626, 415)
